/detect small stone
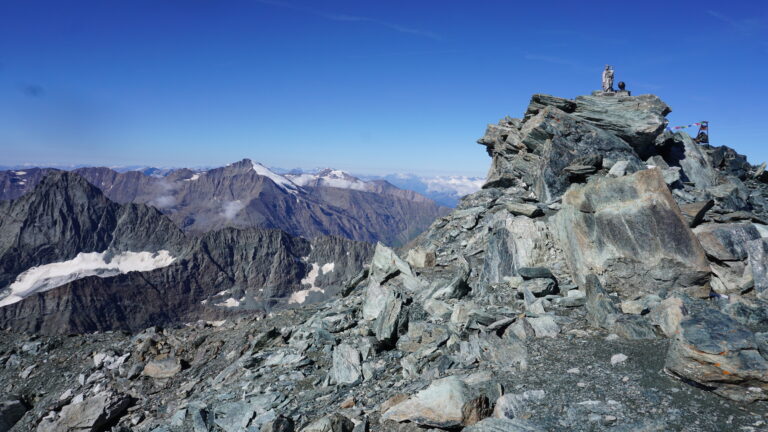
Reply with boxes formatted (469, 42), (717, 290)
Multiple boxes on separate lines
(142, 357), (182, 379)
(611, 354), (628, 365)
(340, 397), (355, 409)
(567, 368), (580, 374)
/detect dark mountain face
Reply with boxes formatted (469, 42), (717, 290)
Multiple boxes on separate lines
(0, 172), (373, 334)
(0, 159), (448, 246)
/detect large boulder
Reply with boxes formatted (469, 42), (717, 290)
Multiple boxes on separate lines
(37, 391), (132, 432)
(381, 376), (470, 428)
(664, 308), (768, 402)
(693, 223), (761, 262)
(571, 93), (671, 158)
(480, 213), (552, 284)
(553, 168), (711, 299)
(693, 223), (761, 293)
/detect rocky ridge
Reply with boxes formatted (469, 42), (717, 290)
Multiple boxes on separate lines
(2, 90), (768, 431)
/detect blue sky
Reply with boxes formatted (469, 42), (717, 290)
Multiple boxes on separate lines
(0, 1), (766, 176)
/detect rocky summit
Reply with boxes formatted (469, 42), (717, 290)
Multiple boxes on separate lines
(2, 90), (768, 432)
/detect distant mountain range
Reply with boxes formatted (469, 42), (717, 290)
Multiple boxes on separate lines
(1, 163), (484, 207)
(0, 159), (451, 246)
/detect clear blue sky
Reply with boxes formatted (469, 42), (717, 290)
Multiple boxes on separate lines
(0, 1), (766, 176)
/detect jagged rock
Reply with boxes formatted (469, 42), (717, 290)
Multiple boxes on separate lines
(563, 164), (598, 177)
(382, 376), (470, 428)
(142, 357), (182, 379)
(0, 398), (27, 432)
(608, 160), (629, 177)
(368, 243), (413, 285)
(505, 202), (543, 218)
(261, 415), (295, 432)
(748, 239), (768, 300)
(553, 169), (711, 299)
(709, 145), (751, 180)
(679, 200), (714, 228)
(331, 343), (362, 385)
(464, 418), (545, 432)
(517, 267), (554, 280)
(519, 278), (557, 297)
(526, 316), (560, 338)
(373, 289), (406, 347)
(658, 131), (721, 189)
(664, 308), (768, 402)
(480, 104), (643, 200)
(693, 223), (761, 262)
(571, 93), (670, 158)
(649, 297), (684, 338)
(524, 94), (576, 119)
(37, 391), (132, 432)
(300, 413), (354, 432)
(421, 258), (470, 301)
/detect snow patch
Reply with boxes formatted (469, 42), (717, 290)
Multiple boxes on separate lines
(0, 251), (176, 307)
(14, 171), (27, 175)
(288, 261), (336, 304)
(184, 173), (201, 181)
(215, 298), (241, 308)
(252, 162), (300, 193)
(287, 169), (369, 191)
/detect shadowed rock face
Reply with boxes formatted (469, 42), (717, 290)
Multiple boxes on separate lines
(0, 172), (373, 334)
(553, 168), (710, 299)
(0, 172), (186, 288)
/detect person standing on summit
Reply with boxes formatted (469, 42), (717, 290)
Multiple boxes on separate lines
(601, 65), (614, 92)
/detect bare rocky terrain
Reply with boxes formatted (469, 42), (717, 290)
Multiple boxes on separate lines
(2, 89), (768, 431)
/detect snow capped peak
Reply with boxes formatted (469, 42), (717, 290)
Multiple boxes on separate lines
(251, 161), (300, 193)
(286, 169), (371, 191)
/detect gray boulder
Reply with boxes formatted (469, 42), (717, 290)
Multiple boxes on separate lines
(553, 168), (711, 299)
(37, 391), (132, 432)
(693, 223), (761, 262)
(382, 376), (470, 428)
(300, 413), (354, 432)
(142, 357), (182, 379)
(330, 343), (362, 385)
(664, 308), (768, 402)
(373, 289), (406, 347)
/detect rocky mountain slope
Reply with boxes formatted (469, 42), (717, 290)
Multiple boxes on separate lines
(0, 160), (449, 247)
(0, 172), (373, 334)
(2, 90), (768, 431)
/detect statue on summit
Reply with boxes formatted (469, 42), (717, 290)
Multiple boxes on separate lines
(601, 65), (614, 92)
